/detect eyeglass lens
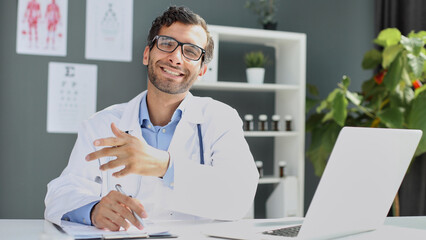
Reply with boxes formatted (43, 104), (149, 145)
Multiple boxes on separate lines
(157, 36), (203, 61)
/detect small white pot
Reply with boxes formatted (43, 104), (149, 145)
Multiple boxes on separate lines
(246, 68), (265, 84)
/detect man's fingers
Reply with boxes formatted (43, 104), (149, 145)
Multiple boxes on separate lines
(111, 122), (126, 138)
(99, 158), (126, 171)
(93, 137), (124, 147)
(93, 206), (121, 231)
(113, 167), (132, 178)
(108, 210), (130, 231)
(113, 203), (142, 230)
(111, 191), (144, 229)
(115, 192), (147, 223)
(86, 147), (119, 162)
(102, 208), (126, 231)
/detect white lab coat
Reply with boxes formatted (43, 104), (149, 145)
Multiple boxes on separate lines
(45, 91), (259, 225)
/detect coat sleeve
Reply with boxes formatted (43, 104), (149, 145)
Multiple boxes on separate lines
(171, 107), (259, 220)
(44, 121), (103, 225)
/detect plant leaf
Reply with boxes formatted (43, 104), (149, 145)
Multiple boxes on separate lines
(306, 97), (320, 113)
(346, 90), (363, 106)
(383, 53), (403, 91)
(331, 91), (348, 126)
(306, 113), (324, 132)
(407, 53), (425, 78)
(316, 99), (328, 113)
(414, 85), (426, 98)
(374, 28), (401, 47)
(307, 83), (319, 97)
(401, 36), (424, 56)
(382, 44), (403, 69)
(362, 49), (382, 69)
(342, 75), (350, 89)
(408, 30), (426, 44)
(361, 78), (376, 98)
(407, 91), (426, 156)
(401, 65), (411, 86)
(306, 122), (341, 176)
(377, 107), (404, 128)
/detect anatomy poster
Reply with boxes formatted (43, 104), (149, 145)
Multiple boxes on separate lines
(16, 0), (68, 56)
(85, 0), (133, 62)
(47, 62), (97, 134)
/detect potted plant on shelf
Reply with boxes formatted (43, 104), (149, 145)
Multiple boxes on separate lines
(306, 28), (426, 215)
(245, 51), (268, 84)
(245, 0), (278, 30)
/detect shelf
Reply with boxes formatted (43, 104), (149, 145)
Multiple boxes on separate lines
(208, 25), (305, 46)
(204, 25), (306, 218)
(258, 177), (283, 184)
(244, 131), (298, 137)
(192, 81), (299, 92)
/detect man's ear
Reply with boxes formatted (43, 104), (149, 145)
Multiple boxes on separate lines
(143, 46), (150, 66)
(198, 63), (208, 76)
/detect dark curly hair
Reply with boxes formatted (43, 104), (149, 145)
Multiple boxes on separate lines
(147, 6), (214, 64)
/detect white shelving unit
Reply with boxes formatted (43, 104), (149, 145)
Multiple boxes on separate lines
(193, 25), (306, 218)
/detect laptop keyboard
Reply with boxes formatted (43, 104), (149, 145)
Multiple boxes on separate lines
(263, 225), (301, 238)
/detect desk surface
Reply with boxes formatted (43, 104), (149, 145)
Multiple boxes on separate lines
(1, 217), (426, 240)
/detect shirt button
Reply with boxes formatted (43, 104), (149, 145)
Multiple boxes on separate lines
(169, 212), (173, 216)
(162, 129), (166, 133)
(170, 182), (174, 187)
(82, 218), (86, 224)
(148, 125), (152, 129)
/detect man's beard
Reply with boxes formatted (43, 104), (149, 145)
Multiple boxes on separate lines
(148, 58), (197, 94)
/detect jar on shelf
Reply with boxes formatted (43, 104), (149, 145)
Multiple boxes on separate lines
(255, 161), (264, 178)
(258, 114), (268, 131)
(285, 115), (293, 131)
(243, 114), (254, 131)
(279, 161), (287, 178)
(271, 114), (280, 131)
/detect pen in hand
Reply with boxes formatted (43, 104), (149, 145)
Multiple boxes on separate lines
(115, 184), (148, 229)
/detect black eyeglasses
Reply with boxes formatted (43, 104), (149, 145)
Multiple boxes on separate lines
(150, 35), (205, 61)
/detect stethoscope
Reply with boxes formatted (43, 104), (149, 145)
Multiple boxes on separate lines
(96, 123), (205, 197)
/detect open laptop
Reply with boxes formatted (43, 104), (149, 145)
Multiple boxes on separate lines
(205, 127), (422, 239)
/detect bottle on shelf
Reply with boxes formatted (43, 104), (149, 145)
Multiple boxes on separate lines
(258, 114), (268, 131)
(285, 115), (293, 131)
(279, 161), (287, 178)
(244, 114), (254, 131)
(271, 114), (280, 131)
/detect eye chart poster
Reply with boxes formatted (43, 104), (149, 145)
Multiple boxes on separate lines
(16, 0), (68, 56)
(85, 0), (133, 62)
(47, 62), (97, 134)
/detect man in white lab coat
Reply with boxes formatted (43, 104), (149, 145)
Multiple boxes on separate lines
(45, 6), (259, 231)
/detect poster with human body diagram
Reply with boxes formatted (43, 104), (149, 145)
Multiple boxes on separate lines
(16, 0), (68, 56)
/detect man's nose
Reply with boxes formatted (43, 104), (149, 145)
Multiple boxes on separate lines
(168, 46), (183, 65)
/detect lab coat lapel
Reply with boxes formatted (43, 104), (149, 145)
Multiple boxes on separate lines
(118, 91), (146, 139)
(168, 93), (205, 161)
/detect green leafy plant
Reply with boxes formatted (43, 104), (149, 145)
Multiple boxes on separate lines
(245, 51), (268, 68)
(245, 0), (277, 26)
(306, 28), (426, 177)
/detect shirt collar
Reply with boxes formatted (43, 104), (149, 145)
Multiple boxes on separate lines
(139, 92), (190, 127)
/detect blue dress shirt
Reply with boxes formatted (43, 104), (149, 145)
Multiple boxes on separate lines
(61, 94), (186, 225)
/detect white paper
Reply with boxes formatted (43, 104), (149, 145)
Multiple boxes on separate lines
(47, 62), (97, 134)
(16, 0), (68, 56)
(60, 220), (170, 239)
(85, 0), (133, 62)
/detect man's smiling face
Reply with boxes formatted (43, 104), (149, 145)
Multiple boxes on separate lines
(143, 22), (208, 95)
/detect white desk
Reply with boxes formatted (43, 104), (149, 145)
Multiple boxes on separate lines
(1, 217), (426, 239)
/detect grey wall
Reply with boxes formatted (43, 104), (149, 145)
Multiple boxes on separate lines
(0, 0), (374, 219)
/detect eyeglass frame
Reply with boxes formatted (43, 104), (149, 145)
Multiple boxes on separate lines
(149, 35), (206, 62)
